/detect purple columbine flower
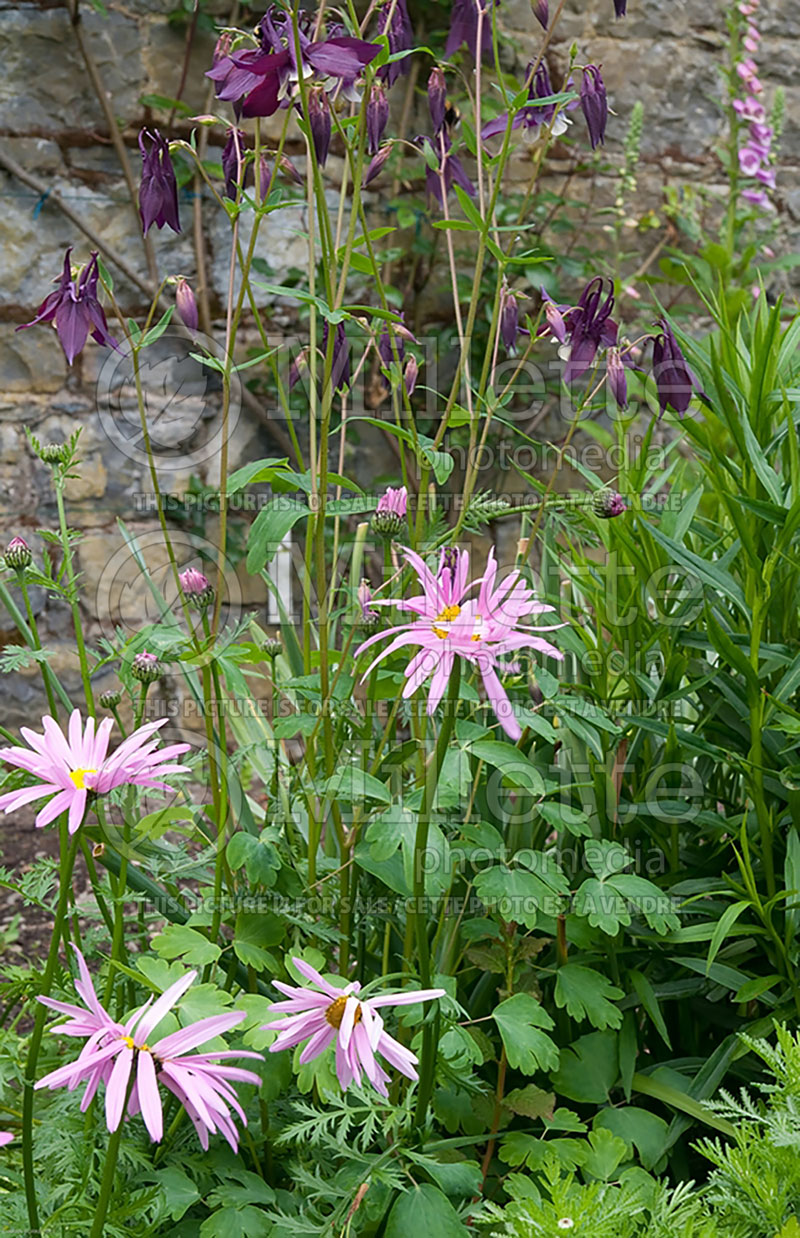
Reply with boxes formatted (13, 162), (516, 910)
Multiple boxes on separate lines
(17, 248), (117, 367)
(138, 129), (180, 234)
(207, 8), (381, 118)
(445, 0), (497, 62)
(651, 319), (700, 419)
(561, 277), (619, 382)
(481, 61), (570, 143)
(613, 0), (627, 15)
(533, 0), (549, 27)
(606, 347), (628, 410)
(323, 321), (351, 394)
(367, 82), (389, 155)
(365, 145), (393, 186)
(580, 65), (607, 150)
(309, 86), (332, 166)
(421, 132), (476, 207)
(377, 0), (413, 87)
(428, 67), (447, 135)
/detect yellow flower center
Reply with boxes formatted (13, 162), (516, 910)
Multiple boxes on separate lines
(69, 768), (97, 790)
(432, 604), (461, 639)
(121, 1035), (150, 1053)
(325, 994), (362, 1029)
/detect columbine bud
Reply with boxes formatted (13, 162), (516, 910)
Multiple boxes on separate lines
(607, 348), (627, 411)
(263, 636), (283, 659)
(131, 649), (161, 684)
(222, 128), (247, 200)
(38, 443), (70, 465)
(259, 156), (272, 199)
(364, 145), (392, 187)
(4, 536), (32, 569)
(613, 0), (627, 15)
(279, 154), (304, 187)
(175, 278), (198, 331)
(309, 87), (331, 167)
(99, 687), (122, 709)
(289, 348), (309, 391)
(179, 566), (215, 610)
(500, 283), (520, 354)
(580, 65), (608, 150)
(533, 0), (549, 27)
(592, 489), (627, 519)
(428, 67), (447, 135)
(367, 83), (389, 156)
(404, 354), (419, 397)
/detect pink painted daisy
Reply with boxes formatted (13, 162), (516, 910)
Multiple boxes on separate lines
(0, 710), (191, 834)
(354, 547), (564, 740)
(262, 957), (445, 1096)
(0, 1132), (13, 1147)
(36, 946), (262, 1150)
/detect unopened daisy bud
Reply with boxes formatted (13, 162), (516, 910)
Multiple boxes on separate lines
(99, 687), (122, 709)
(38, 443), (70, 465)
(404, 353), (419, 397)
(592, 489), (627, 519)
(175, 277), (198, 331)
(533, 0), (549, 27)
(4, 536), (32, 569)
(428, 66), (447, 135)
(309, 87), (331, 167)
(372, 486), (407, 537)
(364, 145), (392, 187)
(131, 649), (161, 684)
(466, 491), (511, 526)
(367, 82), (389, 156)
(263, 636), (283, 659)
(179, 566), (215, 610)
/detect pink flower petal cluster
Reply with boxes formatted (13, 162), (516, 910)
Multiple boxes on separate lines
(733, 1), (774, 209)
(36, 947), (262, 1150)
(375, 485), (408, 519)
(354, 546), (564, 740)
(0, 710), (191, 834)
(262, 958), (444, 1096)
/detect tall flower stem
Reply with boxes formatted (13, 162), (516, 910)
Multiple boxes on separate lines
(88, 1074), (135, 1238)
(54, 474), (94, 714)
(18, 573), (59, 718)
(22, 823), (81, 1236)
(413, 660), (460, 1125)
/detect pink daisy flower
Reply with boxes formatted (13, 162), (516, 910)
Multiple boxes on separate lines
(0, 1132), (13, 1147)
(263, 958), (445, 1097)
(36, 946), (262, 1150)
(0, 709), (191, 834)
(376, 485), (407, 519)
(354, 546), (564, 740)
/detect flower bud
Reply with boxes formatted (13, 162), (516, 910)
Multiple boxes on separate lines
(357, 579), (381, 634)
(259, 156), (272, 200)
(404, 354), (419, 397)
(500, 283), (520, 354)
(4, 536), (32, 569)
(364, 145), (392, 187)
(607, 348), (628, 411)
(367, 82), (389, 156)
(131, 649), (162, 684)
(309, 87), (331, 167)
(38, 443), (70, 465)
(179, 566), (215, 610)
(279, 154), (304, 187)
(428, 67), (447, 135)
(533, 0), (549, 27)
(592, 489), (627, 519)
(99, 687), (122, 709)
(175, 277), (198, 332)
(580, 65), (608, 150)
(263, 636), (283, 659)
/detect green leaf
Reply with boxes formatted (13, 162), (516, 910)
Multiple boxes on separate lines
(706, 899), (751, 973)
(226, 833), (281, 887)
(406, 1153), (482, 1199)
(246, 497), (308, 572)
(384, 1184), (469, 1237)
(581, 1126), (629, 1181)
(153, 1167), (200, 1221)
(226, 457), (290, 494)
(632, 1071), (736, 1137)
(233, 911), (284, 973)
(550, 1031), (619, 1103)
(152, 924), (221, 967)
(474, 861), (567, 929)
(554, 965), (624, 1030)
(141, 304), (175, 348)
(593, 1108), (669, 1172)
(466, 740), (545, 795)
(503, 1084), (555, 1120)
(629, 969), (671, 1048)
(492, 993), (559, 1074)
(318, 767), (392, 805)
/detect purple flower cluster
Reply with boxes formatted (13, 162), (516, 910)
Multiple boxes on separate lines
(733, 0), (774, 209)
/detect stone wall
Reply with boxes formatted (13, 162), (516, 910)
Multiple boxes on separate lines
(0, 0), (794, 725)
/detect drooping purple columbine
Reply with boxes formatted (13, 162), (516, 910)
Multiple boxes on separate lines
(500, 283), (520, 354)
(533, 0), (549, 27)
(138, 129), (181, 234)
(445, 0), (496, 62)
(367, 83), (389, 156)
(428, 67), (447, 135)
(404, 354), (419, 396)
(308, 87), (332, 167)
(560, 277), (619, 382)
(482, 61), (571, 143)
(17, 249), (117, 367)
(207, 8), (381, 118)
(322, 321), (351, 395)
(421, 132), (476, 207)
(613, 0), (627, 15)
(651, 319), (700, 418)
(377, 0), (413, 87)
(365, 145), (393, 186)
(580, 65), (608, 150)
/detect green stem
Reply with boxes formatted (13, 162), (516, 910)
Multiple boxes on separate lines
(22, 824), (80, 1236)
(19, 574), (59, 717)
(88, 1074), (135, 1238)
(54, 477), (94, 713)
(413, 660), (460, 1126)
